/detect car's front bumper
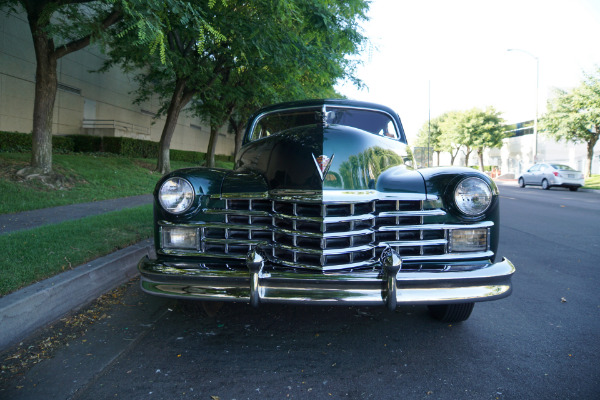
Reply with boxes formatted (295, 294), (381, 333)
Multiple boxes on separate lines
(138, 256), (515, 309)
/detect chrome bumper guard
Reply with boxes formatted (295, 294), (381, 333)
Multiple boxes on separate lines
(138, 251), (515, 309)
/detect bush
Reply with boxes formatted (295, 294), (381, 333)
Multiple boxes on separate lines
(171, 149), (205, 163)
(0, 131), (234, 163)
(0, 131), (74, 153)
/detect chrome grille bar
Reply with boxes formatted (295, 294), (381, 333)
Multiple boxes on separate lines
(159, 193), (493, 270)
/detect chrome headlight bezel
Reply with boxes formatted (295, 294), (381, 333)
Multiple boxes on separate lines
(158, 177), (195, 214)
(454, 177), (493, 217)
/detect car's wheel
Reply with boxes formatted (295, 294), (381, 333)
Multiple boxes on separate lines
(541, 179), (550, 190)
(428, 303), (474, 323)
(518, 177), (525, 188)
(569, 187), (578, 192)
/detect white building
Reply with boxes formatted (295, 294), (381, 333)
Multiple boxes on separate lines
(0, 11), (235, 156)
(416, 126), (599, 177)
(497, 132), (599, 178)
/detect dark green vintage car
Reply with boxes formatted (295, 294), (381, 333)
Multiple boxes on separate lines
(138, 99), (515, 322)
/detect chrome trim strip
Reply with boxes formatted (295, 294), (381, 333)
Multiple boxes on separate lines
(323, 190), (429, 202)
(205, 209), (272, 216)
(203, 238), (269, 245)
(266, 257), (376, 271)
(276, 227), (374, 238)
(378, 210), (446, 217)
(271, 243), (374, 256)
(399, 251), (494, 262)
(379, 221), (494, 232)
(381, 239), (447, 247)
(273, 213), (374, 223)
(214, 192), (269, 199)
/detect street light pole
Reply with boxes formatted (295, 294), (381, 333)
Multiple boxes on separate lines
(508, 48), (539, 163)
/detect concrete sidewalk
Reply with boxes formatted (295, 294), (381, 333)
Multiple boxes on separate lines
(0, 195), (154, 351)
(0, 194), (153, 235)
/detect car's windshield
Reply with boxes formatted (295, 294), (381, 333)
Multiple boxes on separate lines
(248, 106), (400, 142)
(550, 164), (575, 171)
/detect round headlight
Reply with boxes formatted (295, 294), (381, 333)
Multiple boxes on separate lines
(454, 177), (492, 216)
(159, 178), (195, 214)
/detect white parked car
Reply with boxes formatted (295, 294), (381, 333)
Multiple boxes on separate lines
(518, 163), (585, 191)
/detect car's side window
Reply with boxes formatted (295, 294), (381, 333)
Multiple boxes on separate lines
(529, 165), (539, 172)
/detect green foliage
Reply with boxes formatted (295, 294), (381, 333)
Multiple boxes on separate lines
(540, 67), (600, 176)
(102, 0), (369, 170)
(0, 131), (231, 163)
(0, 131), (74, 153)
(414, 113), (452, 166)
(439, 108), (506, 167)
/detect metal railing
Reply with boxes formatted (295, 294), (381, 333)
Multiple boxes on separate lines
(82, 119), (149, 136)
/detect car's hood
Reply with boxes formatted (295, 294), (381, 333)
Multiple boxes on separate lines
(232, 124), (426, 196)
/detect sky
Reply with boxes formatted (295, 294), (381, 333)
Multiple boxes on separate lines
(336, 0), (600, 143)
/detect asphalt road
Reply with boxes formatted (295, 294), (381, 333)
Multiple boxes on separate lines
(2, 183), (599, 400)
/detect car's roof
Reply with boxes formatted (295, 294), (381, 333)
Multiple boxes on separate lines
(250, 99), (399, 119)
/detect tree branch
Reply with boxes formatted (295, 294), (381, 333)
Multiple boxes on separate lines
(53, 8), (121, 59)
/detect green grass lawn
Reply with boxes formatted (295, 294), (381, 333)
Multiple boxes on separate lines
(583, 175), (600, 190)
(0, 153), (234, 214)
(0, 205), (153, 296)
(0, 152), (233, 296)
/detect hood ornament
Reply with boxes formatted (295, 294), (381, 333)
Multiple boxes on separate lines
(312, 153), (334, 181)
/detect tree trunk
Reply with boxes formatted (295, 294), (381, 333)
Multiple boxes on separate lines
(585, 131), (598, 178)
(22, 6), (121, 176)
(205, 126), (219, 168)
(157, 78), (194, 175)
(450, 147), (460, 165)
(230, 115), (245, 159)
(435, 151), (440, 166)
(477, 148), (485, 173)
(28, 15), (58, 174)
(463, 146), (472, 167)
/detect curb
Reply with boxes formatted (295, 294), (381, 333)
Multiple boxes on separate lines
(0, 239), (154, 351)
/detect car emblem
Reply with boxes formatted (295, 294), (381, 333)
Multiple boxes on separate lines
(312, 154), (334, 181)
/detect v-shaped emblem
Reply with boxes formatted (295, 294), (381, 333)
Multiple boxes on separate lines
(312, 154), (334, 181)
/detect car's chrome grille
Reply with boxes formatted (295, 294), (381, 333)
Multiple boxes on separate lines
(173, 194), (456, 271)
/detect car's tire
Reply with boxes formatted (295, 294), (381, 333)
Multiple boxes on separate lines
(428, 303), (475, 323)
(569, 187), (578, 192)
(541, 179), (550, 190)
(518, 177), (525, 188)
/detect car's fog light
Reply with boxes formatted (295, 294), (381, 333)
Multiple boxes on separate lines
(162, 227), (198, 250)
(449, 229), (488, 252)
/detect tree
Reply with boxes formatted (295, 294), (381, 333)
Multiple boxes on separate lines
(0, 0), (213, 179)
(415, 113), (449, 166)
(437, 108), (505, 169)
(540, 68), (600, 177)
(470, 107), (506, 172)
(199, 0), (368, 167)
(104, 0), (368, 173)
(438, 111), (464, 165)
